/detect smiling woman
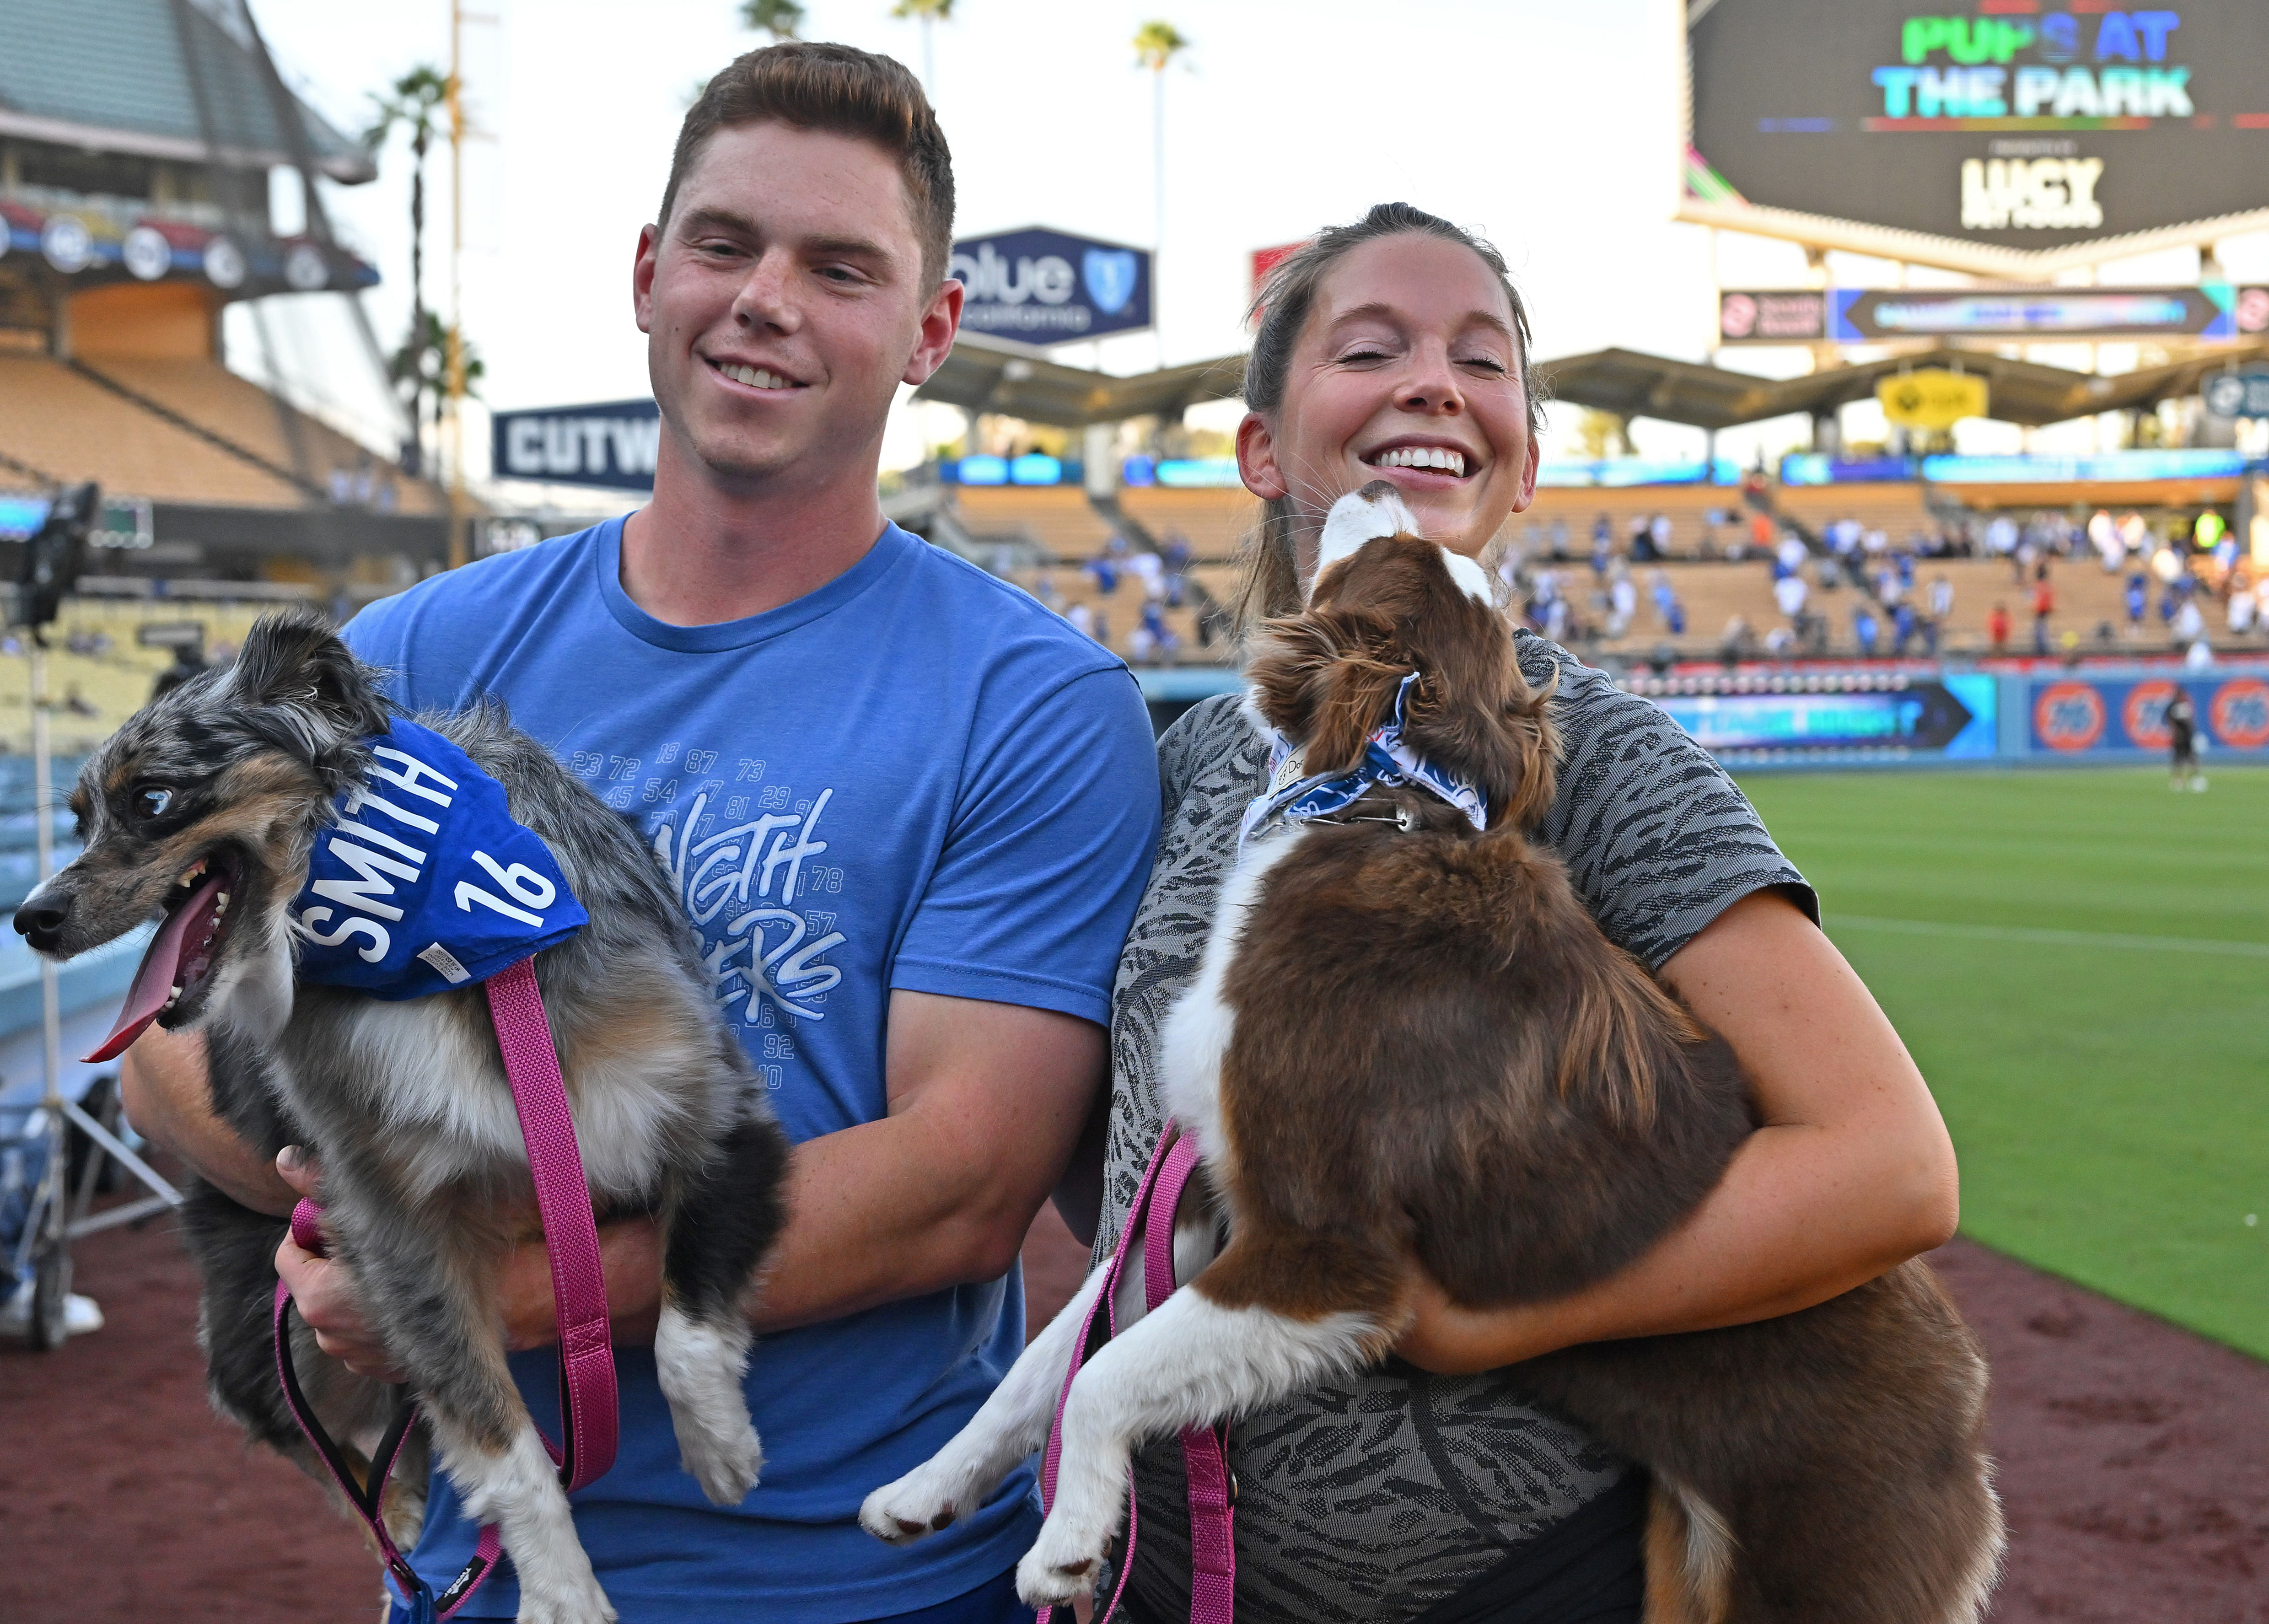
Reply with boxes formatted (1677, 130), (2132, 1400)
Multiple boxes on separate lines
(1078, 204), (1966, 1623)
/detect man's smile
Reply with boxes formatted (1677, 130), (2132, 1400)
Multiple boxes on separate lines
(703, 353), (811, 393)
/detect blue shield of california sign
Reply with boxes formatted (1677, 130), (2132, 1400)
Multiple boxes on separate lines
(949, 226), (1153, 344)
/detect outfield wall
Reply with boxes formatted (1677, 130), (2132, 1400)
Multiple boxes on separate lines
(1134, 665), (2269, 770)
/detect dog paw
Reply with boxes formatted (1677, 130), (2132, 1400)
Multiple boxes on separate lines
(514, 1569), (618, 1624)
(1015, 1518), (1111, 1608)
(677, 1419), (763, 1508)
(859, 1468), (965, 1546)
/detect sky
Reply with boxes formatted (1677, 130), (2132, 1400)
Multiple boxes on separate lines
(234, 0), (2269, 501)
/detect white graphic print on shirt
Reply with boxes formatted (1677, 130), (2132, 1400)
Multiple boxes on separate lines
(570, 743), (848, 1082)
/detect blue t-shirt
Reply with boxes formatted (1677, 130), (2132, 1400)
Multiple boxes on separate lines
(344, 516), (1160, 1622)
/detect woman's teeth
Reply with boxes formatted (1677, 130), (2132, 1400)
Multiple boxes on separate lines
(718, 362), (793, 390)
(1371, 446), (1467, 475)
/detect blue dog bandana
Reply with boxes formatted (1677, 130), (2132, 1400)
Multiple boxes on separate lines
(290, 718), (587, 1000)
(1239, 672), (1490, 847)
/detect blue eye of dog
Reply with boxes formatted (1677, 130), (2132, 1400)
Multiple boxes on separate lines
(138, 787), (172, 818)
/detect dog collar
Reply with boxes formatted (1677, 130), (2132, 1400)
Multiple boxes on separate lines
(1239, 672), (1490, 846)
(289, 717), (588, 1000)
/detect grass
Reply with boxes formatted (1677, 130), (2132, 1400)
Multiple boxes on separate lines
(1737, 766), (2269, 1360)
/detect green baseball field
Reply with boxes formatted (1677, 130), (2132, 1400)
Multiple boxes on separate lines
(1738, 765), (2269, 1360)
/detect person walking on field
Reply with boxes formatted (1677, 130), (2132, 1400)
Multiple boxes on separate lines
(2167, 686), (2205, 791)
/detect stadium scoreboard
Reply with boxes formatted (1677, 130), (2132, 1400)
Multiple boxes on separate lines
(1688, 2), (2269, 261)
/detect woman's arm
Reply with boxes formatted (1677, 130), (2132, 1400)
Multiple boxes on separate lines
(1394, 888), (1957, 1375)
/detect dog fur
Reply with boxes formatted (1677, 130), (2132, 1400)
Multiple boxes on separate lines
(16, 611), (790, 1624)
(863, 485), (2003, 1621)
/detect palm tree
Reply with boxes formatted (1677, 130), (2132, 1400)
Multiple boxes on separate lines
(890, 0), (956, 96)
(1133, 22), (1189, 366)
(390, 312), (484, 457)
(740, 0), (804, 39)
(365, 65), (452, 474)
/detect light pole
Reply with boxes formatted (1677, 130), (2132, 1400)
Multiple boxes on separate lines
(1133, 23), (1188, 371)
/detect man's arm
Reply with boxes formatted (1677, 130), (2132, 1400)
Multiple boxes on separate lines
(119, 1028), (297, 1214)
(260, 988), (1102, 1374)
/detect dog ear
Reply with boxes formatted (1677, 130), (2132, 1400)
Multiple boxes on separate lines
(1554, 967), (1700, 1134)
(231, 611), (393, 785)
(1246, 607), (1407, 774)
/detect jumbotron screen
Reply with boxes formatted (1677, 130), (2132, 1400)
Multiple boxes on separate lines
(1689, 1), (2269, 250)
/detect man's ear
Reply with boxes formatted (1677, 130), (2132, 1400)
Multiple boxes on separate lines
(633, 221), (661, 335)
(1237, 412), (1287, 502)
(903, 276), (965, 387)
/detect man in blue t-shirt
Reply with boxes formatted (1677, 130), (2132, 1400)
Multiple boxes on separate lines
(118, 42), (1158, 1624)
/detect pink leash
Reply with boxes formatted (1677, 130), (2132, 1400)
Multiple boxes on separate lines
(1039, 1121), (1236, 1624)
(272, 956), (618, 1621)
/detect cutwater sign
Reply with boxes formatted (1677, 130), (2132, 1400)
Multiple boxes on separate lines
(949, 226), (1151, 344)
(492, 398), (662, 491)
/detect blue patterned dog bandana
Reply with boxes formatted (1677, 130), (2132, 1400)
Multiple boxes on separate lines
(290, 718), (587, 999)
(1239, 672), (1490, 846)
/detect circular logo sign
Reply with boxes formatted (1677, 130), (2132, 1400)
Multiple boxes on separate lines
(2123, 680), (2178, 748)
(2035, 681), (2105, 752)
(284, 243), (329, 292)
(122, 225), (173, 282)
(2205, 372), (2251, 418)
(1720, 294), (1758, 340)
(40, 215), (93, 274)
(202, 234), (246, 290)
(2210, 678), (2269, 749)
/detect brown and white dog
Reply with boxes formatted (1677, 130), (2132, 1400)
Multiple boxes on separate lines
(862, 484), (2003, 1622)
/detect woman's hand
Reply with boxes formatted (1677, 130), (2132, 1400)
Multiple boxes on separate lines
(1396, 1269), (1558, 1375)
(271, 1147), (668, 1380)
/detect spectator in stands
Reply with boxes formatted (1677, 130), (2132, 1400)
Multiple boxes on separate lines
(1927, 573), (1954, 624)
(1892, 601), (1919, 657)
(1066, 600), (1096, 640)
(2124, 571), (2148, 637)
(1987, 601), (2011, 653)
(1650, 512), (1673, 559)
(1127, 547), (1166, 601)
(1138, 598), (1178, 661)
(1628, 513), (1657, 562)
(1547, 516), (1568, 557)
(1772, 568), (1807, 631)
(1128, 623), (1155, 664)
(1161, 531), (1193, 606)
(1774, 531), (1807, 579)
(2030, 575), (2054, 655)
(1717, 614), (1754, 672)
(1853, 603), (1880, 656)
(1592, 512), (1613, 557)
(1608, 569), (1636, 639)
(2174, 596), (2205, 647)
(1089, 552), (1120, 595)
(2227, 578), (2257, 639)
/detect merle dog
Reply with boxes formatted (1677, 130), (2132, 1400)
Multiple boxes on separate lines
(16, 611), (787, 1624)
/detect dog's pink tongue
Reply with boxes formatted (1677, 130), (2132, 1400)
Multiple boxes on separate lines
(85, 876), (221, 1063)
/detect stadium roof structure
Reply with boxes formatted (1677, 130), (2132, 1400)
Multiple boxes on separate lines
(1538, 344), (2269, 431)
(915, 333), (1247, 427)
(0, 0), (372, 183)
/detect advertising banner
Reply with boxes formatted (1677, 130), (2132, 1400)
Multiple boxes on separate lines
(2030, 674), (2269, 756)
(1688, 1), (2269, 262)
(1722, 285), (2269, 344)
(1652, 676), (1998, 765)
(491, 399), (662, 491)
(949, 227), (1151, 344)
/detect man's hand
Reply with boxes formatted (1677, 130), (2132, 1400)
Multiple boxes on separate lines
(273, 1146), (406, 1382)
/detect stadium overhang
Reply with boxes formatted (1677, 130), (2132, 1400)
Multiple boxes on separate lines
(1539, 344), (2269, 430)
(915, 334), (1246, 427)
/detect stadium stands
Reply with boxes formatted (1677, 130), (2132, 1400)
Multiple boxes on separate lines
(0, 598), (284, 755)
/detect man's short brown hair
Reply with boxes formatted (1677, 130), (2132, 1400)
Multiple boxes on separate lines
(659, 42), (955, 288)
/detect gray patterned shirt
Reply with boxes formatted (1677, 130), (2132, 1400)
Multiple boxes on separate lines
(1097, 631), (1816, 1623)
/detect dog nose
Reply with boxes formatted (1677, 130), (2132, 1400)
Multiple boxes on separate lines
(13, 893), (70, 951)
